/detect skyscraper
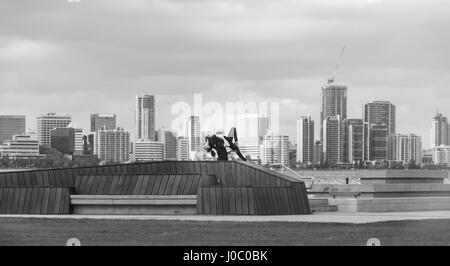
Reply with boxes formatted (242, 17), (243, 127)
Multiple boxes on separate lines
(367, 124), (389, 161)
(186, 115), (201, 159)
(90, 113), (117, 132)
(363, 101), (396, 162)
(322, 115), (345, 165)
(0, 115), (26, 143)
(313, 141), (323, 164)
(37, 113), (72, 147)
(94, 127), (130, 163)
(431, 112), (449, 148)
(176, 137), (189, 161)
(257, 116), (270, 138)
(296, 115), (314, 163)
(388, 133), (422, 164)
(236, 137), (260, 160)
(156, 128), (177, 160)
(133, 140), (164, 161)
(320, 84), (347, 141)
(135, 94), (155, 141)
(363, 101), (396, 134)
(50, 127), (75, 155)
(344, 119), (367, 163)
(259, 134), (290, 165)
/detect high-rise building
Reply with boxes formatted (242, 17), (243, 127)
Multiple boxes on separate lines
(0, 115), (26, 143)
(313, 141), (323, 164)
(363, 101), (396, 162)
(90, 113), (117, 132)
(156, 128), (177, 160)
(431, 112), (449, 148)
(367, 124), (389, 161)
(0, 135), (43, 159)
(83, 133), (95, 155)
(186, 115), (201, 159)
(296, 115), (314, 163)
(135, 94), (155, 141)
(388, 133), (422, 164)
(237, 136), (260, 160)
(257, 116), (270, 138)
(176, 137), (190, 161)
(322, 115), (345, 165)
(344, 119), (367, 163)
(433, 145), (450, 165)
(74, 128), (83, 155)
(259, 135), (289, 165)
(133, 140), (164, 161)
(363, 101), (396, 134)
(50, 127), (75, 155)
(94, 127), (130, 163)
(320, 84), (347, 141)
(37, 113), (72, 147)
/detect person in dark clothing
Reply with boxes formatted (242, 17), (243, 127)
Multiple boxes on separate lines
(204, 127), (247, 161)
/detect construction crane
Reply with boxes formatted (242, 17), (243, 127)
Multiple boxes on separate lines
(327, 46), (345, 84)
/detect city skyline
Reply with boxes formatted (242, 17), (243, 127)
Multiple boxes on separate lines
(1, 0), (450, 149)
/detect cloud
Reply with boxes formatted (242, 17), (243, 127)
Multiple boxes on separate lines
(0, 0), (449, 147)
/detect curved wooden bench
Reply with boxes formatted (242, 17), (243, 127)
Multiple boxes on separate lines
(70, 195), (198, 215)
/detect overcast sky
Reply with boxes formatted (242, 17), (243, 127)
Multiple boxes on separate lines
(1, 0), (449, 148)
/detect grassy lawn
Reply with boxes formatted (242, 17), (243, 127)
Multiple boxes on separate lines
(0, 218), (449, 246)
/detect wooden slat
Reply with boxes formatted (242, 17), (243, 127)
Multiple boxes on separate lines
(90, 175), (102, 195)
(183, 175), (195, 195)
(235, 187), (242, 215)
(248, 187), (255, 215)
(203, 187), (211, 215)
(96, 175), (108, 195)
(171, 175), (182, 195)
(127, 175), (138, 194)
(0, 189), (7, 213)
(176, 175), (188, 194)
(157, 175), (169, 195)
(222, 187), (230, 215)
(139, 175), (152, 195)
(209, 187), (217, 215)
(229, 187), (236, 215)
(41, 188), (50, 214)
(164, 175), (176, 195)
(53, 188), (63, 214)
(47, 188), (57, 214)
(29, 187), (38, 214)
(113, 175), (125, 194)
(133, 175), (144, 195)
(151, 175), (163, 194)
(34, 187), (44, 214)
(241, 187), (249, 215)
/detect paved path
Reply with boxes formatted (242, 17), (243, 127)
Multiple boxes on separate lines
(2, 211), (450, 224)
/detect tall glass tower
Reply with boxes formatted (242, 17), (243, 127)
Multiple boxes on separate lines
(135, 94), (155, 141)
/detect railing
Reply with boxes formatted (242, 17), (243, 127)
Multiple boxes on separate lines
(269, 163), (315, 190)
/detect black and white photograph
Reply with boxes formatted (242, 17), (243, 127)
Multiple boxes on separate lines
(0, 0), (450, 255)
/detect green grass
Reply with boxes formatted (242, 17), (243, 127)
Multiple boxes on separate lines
(1, 218), (449, 246)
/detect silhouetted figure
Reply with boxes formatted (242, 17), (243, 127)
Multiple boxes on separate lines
(204, 127), (247, 161)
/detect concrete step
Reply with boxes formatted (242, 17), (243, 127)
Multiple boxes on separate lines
(311, 205), (338, 212)
(309, 198), (338, 212)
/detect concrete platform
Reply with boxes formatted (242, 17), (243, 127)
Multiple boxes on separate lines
(360, 170), (446, 184)
(310, 183), (450, 198)
(330, 197), (450, 212)
(2, 211), (450, 224)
